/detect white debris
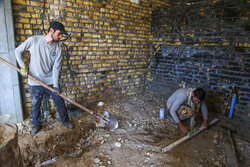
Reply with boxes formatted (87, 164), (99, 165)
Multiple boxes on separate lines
(98, 102), (104, 107)
(115, 142), (121, 147)
(104, 134), (110, 138)
(94, 158), (100, 164)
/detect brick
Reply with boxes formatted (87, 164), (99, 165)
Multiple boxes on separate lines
(31, 13), (40, 18)
(30, 1), (41, 7)
(23, 24), (31, 29)
(15, 23), (23, 28)
(26, 6), (34, 12)
(30, 19), (37, 24)
(25, 30), (33, 35)
(67, 12), (73, 17)
(18, 18), (30, 23)
(14, 0), (26, 5)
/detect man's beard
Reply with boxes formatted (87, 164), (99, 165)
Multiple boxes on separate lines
(51, 31), (59, 41)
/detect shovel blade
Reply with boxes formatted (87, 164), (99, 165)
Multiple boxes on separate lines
(106, 115), (118, 131)
(98, 112), (118, 131)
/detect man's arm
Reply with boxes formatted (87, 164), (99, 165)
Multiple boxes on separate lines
(52, 48), (62, 88)
(15, 37), (33, 67)
(169, 95), (186, 123)
(201, 101), (208, 128)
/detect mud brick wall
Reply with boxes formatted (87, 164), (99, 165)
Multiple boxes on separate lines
(148, 0), (250, 124)
(11, 0), (170, 115)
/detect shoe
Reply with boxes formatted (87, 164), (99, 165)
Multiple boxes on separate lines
(63, 121), (74, 129)
(31, 125), (41, 135)
(166, 114), (177, 125)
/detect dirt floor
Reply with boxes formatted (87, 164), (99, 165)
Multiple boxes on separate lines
(17, 90), (250, 167)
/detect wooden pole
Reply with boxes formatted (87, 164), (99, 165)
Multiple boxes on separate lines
(0, 57), (104, 121)
(162, 118), (219, 152)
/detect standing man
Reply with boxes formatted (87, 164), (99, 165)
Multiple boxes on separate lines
(166, 87), (208, 133)
(15, 21), (74, 135)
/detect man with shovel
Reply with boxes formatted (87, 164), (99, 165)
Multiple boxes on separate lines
(166, 87), (208, 133)
(15, 21), (74, 135)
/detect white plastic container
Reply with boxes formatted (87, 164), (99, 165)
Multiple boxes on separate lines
(160, 108), (164, 119)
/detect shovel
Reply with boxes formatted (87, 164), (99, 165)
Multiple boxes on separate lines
(0, 57), (118, 131)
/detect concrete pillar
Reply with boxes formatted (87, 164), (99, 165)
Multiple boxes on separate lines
(0, 0), (23, 123)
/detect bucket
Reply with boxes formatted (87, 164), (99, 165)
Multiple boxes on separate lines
(0, 123), (23, 166)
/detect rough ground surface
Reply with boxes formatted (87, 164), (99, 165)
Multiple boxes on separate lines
(17, 91), (250, 167)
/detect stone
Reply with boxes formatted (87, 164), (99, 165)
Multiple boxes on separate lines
(97, 101), (104, 106)
(213, 139), (219, 144)
(213, 133), (219, 139)
(214, 161), (221, 166)
(115, 142), (121, 147)
(94, 158), (100, 164)
(104, 134), (110, 138)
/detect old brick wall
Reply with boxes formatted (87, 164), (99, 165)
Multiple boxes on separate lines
(148, 0), (250, 124)
(11, 0), (170, 115)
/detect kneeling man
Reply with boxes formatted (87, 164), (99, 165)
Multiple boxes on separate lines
(167, 87), (208, 133)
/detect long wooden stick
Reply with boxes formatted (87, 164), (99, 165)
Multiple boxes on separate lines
(0, 57), (106, 121)
(227, 129), (239, 167)
(162, 118), (219, 152)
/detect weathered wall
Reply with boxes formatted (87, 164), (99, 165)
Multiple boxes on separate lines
(148, 0), (250, 124)
(11, 0), (170, 115)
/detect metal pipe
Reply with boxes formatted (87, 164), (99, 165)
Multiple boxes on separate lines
(229, 94), (236, 118)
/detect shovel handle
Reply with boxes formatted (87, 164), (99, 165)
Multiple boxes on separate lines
(0, 57), (102, 119)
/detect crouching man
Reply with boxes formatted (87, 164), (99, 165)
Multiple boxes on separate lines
(166, 87), (208, 133)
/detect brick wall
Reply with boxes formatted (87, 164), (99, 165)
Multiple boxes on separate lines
(148, 0), (250, 124)
(11, 0), (170, 115)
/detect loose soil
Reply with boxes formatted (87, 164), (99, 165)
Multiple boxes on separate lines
(17, 91), (250, 167)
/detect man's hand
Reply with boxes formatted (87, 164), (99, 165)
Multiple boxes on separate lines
(201, 119), (208, 129)
(20, 66), (28, 77)
(52, 87), (60, 95)
(178, 122), (188, 133)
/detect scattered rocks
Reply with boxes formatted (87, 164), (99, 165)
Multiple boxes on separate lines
(17, 92), (244, 167)
(17, 118), (33, 134)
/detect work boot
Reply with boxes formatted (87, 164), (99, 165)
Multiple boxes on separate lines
(63, 121), (74, 129)
(31, 125), (41, 135)
(166, 114), (177, 125)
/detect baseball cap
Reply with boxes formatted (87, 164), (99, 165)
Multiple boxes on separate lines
(49, 21), (68, 35)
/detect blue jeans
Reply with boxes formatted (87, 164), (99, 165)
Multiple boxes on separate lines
(30, 85), (69, 126)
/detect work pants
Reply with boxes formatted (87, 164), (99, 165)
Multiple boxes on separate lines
(30, 85), (69, 126)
